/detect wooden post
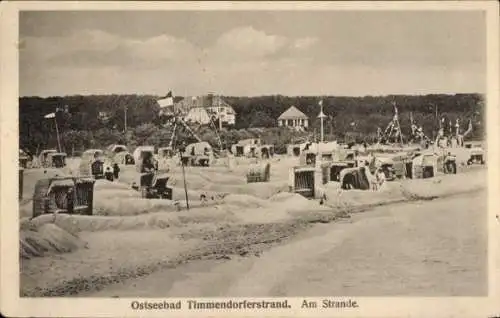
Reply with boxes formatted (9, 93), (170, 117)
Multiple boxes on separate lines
(124, 106), (128, 132)
(320, 104), (324, 143)
(54, 117), (62, 153)
(218, 95), (222, 131)
(180, 150), (189, 210)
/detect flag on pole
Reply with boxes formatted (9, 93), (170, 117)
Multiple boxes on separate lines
(391, 102), (398, 121)
(411, 124), (418, 134)
(437, 126), (445, 138)
(44, 112), (56, 119)
(98, 111), (111, 123)
(318, 99), (326, 119)
(158, 91), (174, 108)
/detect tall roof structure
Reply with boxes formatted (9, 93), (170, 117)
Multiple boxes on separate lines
(174, 94), (234, 114)
(278, 106), (308, 120)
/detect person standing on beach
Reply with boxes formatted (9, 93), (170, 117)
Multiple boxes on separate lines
(112, 163), (120, 179)
(376, 168), (386, 190)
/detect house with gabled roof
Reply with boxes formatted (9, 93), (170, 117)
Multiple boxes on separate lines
(174, 93), (236, 126)
(278, 106), (309, 130)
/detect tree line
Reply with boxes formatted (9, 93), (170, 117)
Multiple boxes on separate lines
(19, 93), (485, 156)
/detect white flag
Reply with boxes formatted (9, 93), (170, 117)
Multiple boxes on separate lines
(158, 91), (174, 108)
(318, 99), (323, 106)
(44, 112), (56, 119)
(158, 97), (174, 108)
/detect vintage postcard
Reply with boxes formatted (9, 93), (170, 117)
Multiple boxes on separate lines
(1, 1), (499, 317)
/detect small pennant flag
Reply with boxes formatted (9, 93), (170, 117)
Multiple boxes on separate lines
(391, 104), (398, 121)
(158, 91), (174, 108)
(98, 111), (111, 122)
(318, 99), (323, 107)
(44, 112), (56, 119)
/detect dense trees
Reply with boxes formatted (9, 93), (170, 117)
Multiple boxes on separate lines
(19, 93), (484, 155)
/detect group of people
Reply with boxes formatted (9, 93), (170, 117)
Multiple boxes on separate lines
(91, 151), (120, 181)
(104, 163), (120, 182)
(140, 152), (158, 173)
(339, 157), (387, 191)
(361, 158), (387, 191)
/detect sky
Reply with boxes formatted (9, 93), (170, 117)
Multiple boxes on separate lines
(19, 10), (486, 97)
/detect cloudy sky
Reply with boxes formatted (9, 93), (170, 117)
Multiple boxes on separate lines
(19, 10), (486, 97)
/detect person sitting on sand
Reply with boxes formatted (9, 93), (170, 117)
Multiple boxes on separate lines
(125, 154), (134, 165)
(104, 166), (114, 182)
(200, 194), (208, 205)
(141, 153), (156, 173)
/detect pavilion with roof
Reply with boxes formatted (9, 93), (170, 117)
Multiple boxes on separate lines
(277, 106), (309, 130)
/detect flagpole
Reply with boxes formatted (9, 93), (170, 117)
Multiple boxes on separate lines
(181, 152), (190, 210)
(54, 116), (62, 153)
(320, 103), (324, 143)
(218, 95), (222, 131)
(124, 106), (128, 132)
(318, 100), (325, 143)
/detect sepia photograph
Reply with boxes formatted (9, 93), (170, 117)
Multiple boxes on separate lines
(1, 1), (499, 317)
